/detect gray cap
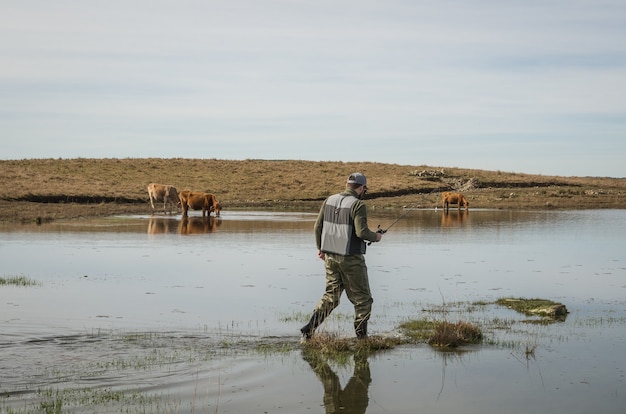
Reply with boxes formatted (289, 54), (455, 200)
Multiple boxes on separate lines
(347, 172), (367, 186)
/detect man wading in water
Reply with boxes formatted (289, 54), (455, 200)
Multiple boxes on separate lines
(301, 173), (383, 341)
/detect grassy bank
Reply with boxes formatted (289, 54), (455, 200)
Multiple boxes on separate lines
(1, 158), (624, 223)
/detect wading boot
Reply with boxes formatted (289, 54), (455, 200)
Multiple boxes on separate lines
(300, 310), (325, 342)
(355, 321), (368, 340)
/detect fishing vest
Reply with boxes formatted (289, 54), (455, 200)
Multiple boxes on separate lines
(320, 192), (366, 255)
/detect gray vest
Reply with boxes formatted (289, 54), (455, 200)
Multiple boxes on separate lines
(320, 193), (366, 255)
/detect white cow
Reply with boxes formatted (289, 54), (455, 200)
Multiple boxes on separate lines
(147, 183), (179, 213)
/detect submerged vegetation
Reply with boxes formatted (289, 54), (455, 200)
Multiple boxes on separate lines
(0, 297), (577, 413)
(301, 296), (563, 357)
(0, 275), (39, 286)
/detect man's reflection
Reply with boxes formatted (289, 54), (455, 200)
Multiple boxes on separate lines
(302, 350), (371, 414)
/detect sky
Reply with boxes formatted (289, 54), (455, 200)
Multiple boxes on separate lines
(1, 0), (625, 177)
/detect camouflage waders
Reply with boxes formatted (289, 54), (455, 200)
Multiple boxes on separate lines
(301, 253), (372, 340)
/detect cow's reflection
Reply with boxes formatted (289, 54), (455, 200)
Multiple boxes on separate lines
(178, 216), (219, 235)
(147, 217), (180, 234)
(441, 209), (469, 227)
(302, 350), (371, 414)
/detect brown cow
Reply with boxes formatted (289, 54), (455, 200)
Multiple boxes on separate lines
(442, 191), (469, 211)
(147, 183), (179, 213)
(211, 201), (222, 217)
(179, 190), (221, 217)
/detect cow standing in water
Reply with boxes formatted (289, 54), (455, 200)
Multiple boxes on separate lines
(178, 190), (221, 217)
(147, 183), (179, 214)
(441, 191), (469, 212)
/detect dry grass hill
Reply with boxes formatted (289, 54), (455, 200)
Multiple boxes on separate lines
(0, 158), (624, 223)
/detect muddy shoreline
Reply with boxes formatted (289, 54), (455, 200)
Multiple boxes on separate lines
(3, 186), (623, 225)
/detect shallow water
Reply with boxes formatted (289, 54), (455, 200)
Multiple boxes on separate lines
(1, 209), (625, 413)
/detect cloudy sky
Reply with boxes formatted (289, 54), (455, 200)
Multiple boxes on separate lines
(1, 0), (625, 177)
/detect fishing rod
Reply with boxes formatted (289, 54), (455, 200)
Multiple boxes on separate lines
(368, 202), (421, 245)
(374, 186), (447, 236)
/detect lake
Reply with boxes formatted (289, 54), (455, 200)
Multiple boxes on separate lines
(1, 209), (625, 413)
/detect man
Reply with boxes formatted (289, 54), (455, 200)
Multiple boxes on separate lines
(300, 172), (383, 341)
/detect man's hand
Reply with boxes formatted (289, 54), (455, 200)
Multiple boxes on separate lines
(317, 250), (326, 260)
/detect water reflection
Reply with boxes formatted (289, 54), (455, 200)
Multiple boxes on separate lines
(147, 216), (221, 235)
(147, 217), (180, 234)
(440, 210), (470, 227)
(179, 216), (220, 234)
(302, 350), (371, 414)
(1, 209), (626, 413)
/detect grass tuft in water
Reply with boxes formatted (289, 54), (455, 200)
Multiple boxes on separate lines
(0, 275), (40, 287)
(398, 318), (482, 348)
(301, 332), (406, 363)
(495, 297), (568, 320)
(428, 321), (483, 347)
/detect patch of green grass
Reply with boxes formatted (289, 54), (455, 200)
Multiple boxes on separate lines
(495, 297), (568, 320)
(0, 275), (40, 287)
(33, 387), (166, 414)
(398, 318), (436, 342)
(471, 300), (491, 306)
(256, 341), (295, 355)
(278, 310), (310, 323)
(278, 310), (353, 324)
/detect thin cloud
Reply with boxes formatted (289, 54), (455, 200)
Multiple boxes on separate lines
(0, 0), (624, 177)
